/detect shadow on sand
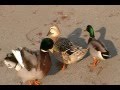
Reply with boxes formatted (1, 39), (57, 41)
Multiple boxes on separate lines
(48, 51), (60, 75)
(67, 28), (87, 48)
(96, 27), (117, 58)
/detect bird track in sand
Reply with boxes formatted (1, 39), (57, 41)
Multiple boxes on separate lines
(26, 27), (42, 46)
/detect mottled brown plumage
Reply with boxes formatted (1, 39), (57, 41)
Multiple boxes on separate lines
(47, 25), (88, 70)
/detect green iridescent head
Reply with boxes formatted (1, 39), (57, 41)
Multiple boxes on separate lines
(86, 25), (95, 38)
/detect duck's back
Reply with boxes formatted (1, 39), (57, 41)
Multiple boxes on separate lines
(53, 37), (88, 64)
(54, 37), (73, 52)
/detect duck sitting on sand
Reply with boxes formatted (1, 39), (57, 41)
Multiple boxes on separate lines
(84, 25), (111, 70)
(47, 25), (88, 71)
(4, 38), (54, 85)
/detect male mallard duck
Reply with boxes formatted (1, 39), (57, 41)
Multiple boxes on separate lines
(4, 38), (54, 85)
(84, 25), (111, 69)
(47, 25), (88, 70)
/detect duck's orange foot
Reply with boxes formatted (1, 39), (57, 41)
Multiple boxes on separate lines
(61, 63), (68, 71)
(88, 57), (100, 72)
(56, 62), (67, 71)
(32, 79), (41, 85)
(26, 79), (41, 85)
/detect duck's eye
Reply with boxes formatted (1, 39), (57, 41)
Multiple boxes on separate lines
(50, 27), (54, 29)
(7, 64), (12, 68)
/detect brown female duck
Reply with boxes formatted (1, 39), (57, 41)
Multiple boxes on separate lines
(47, 25), (88, 70)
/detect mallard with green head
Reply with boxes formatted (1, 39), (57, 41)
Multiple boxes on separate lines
(84, 25), (111, 69)
(4, 38), (54, 85)
(47, 25), (88, 71)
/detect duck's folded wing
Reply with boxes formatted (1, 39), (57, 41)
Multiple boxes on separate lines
(22, 47), (39, 56)
(54, 37), (74, 52)
(21, 48), (38, 71)
(12, 50), (25, 68)
(90, 40), (107, 52)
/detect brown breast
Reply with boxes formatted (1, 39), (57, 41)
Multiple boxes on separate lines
(38, 51), (52, 76)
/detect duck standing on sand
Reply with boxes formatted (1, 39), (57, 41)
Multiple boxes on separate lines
(84, 25), (111, 69)
(4, 38), (54, 85)
(47, 25), (88, 71)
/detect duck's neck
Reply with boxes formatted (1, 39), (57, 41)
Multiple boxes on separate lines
(40, 49), (48, 52)
(88, 28), (95, 38)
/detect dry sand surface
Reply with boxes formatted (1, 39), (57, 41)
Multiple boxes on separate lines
(0, 5), (120, 85)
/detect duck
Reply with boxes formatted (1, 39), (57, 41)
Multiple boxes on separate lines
(84, 25), (111, 69)
(4, 38), (54, 85)
(47, 25), (88, 70)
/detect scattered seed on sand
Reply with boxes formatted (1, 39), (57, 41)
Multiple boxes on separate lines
(61, 15), (69, 20)
(76, 22), (82, 25)
(32, 9), (39, 14)
(53, 19), (57, 23)
(83, 35), (88, 37)
(44, 24), (48, 26)
(36, 32), (42, 36)
(108, 12), (120, 17)
(57, 12), (64, 15)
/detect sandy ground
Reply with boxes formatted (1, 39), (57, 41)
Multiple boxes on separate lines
(0, 5), (120, 85)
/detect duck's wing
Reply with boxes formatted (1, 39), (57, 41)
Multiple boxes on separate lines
(54, 37), (74, 54)
(22, 47), (39, 56)
(89, 38), (107, 52)
(20, 47), (38, 71)
(12, 50), (25, 68)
